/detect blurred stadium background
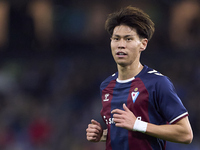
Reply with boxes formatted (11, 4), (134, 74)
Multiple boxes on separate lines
(0, 0), (199, 149)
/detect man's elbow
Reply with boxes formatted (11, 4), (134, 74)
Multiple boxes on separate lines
(182, 130), (193, 144)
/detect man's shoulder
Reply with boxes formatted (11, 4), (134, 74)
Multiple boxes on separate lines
(100, 72), (118, 90)
(138, 65), (171, 85)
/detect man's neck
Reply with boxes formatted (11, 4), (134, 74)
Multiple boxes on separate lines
(117, 63), (143, 80)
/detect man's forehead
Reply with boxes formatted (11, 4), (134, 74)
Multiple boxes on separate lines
(113, 25), (137, 36)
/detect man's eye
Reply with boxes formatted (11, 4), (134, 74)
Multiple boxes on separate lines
(113, 38), (119, 41)
(126, 38), (132, 41)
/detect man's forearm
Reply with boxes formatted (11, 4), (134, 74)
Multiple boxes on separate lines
(145, 117), (193, 144)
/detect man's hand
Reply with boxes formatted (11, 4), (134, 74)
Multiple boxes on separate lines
(111, 103), (136, 130)
(86, 119), (103, 142)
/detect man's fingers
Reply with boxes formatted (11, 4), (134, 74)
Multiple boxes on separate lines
(86, 132), (99, 142)
(86, 127), (101, 142)
(87, 120), (102, 135)
(113, 117), (123, 123)
(111, 103), (131, 114)
(87, 124), (101, 132)
(113, 113), (123, 119)
(86, 131), (99, 137)
(91, 119), (100, 126)
(91, 120), (102, 131)
(123, 103), (131, 112)
(86, 121), (103, 142)
(111, 108), (125, 114)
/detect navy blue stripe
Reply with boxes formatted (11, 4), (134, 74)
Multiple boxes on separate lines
(110, 81), (132, 150)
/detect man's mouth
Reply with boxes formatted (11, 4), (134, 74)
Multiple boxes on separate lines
(116, 52), (127, 56)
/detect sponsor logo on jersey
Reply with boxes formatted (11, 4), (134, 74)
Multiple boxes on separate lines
(103, 116), (114, 125)
(103, 93), (110, 101)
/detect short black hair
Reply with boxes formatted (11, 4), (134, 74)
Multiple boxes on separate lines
(105, 6), (155, 40)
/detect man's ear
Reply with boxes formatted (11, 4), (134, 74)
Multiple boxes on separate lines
(140, 38), (148, 52)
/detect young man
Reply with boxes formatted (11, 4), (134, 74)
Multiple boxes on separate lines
(86, 6), (193, 150)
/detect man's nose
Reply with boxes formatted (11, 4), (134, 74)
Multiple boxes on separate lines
(118, 39), (126, 48)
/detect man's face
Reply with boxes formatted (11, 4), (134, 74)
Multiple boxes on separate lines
(110, 25), (147, 67)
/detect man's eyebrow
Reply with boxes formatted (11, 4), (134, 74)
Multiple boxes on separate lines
(112, 35), (134, 37)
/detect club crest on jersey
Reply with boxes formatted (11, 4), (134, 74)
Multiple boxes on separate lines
(131, 90), (139, 103)
(103, 93), (109, 101)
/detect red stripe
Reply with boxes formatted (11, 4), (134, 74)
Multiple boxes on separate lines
(171, 114), (189, 124)
(100, 80), (116, 150)
(127, 78), (153, 150)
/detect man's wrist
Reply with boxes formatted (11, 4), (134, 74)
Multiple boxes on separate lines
(100, 129), (107, 142)
(133, 117), (148, 133)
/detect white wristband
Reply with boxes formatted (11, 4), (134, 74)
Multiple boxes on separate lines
(133, 117), (148, 133)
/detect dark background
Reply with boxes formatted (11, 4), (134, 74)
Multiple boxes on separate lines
(0, 0), (199, 149)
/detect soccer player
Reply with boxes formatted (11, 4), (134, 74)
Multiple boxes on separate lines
(86, 6), (193, 150)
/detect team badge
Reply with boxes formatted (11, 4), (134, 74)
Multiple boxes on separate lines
(131, 88), (139, 103)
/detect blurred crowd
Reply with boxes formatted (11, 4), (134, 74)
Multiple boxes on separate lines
(0, 0), (199, 150)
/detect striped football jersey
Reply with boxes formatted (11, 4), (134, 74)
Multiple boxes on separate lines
(100, 65), (188, 150)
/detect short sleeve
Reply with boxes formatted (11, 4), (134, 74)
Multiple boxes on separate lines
(156, 76), (188, 124)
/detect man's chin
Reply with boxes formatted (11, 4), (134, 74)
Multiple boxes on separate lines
(117, 62), (129, 67)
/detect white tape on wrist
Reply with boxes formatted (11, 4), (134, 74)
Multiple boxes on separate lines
(133, 117), (148, 133)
